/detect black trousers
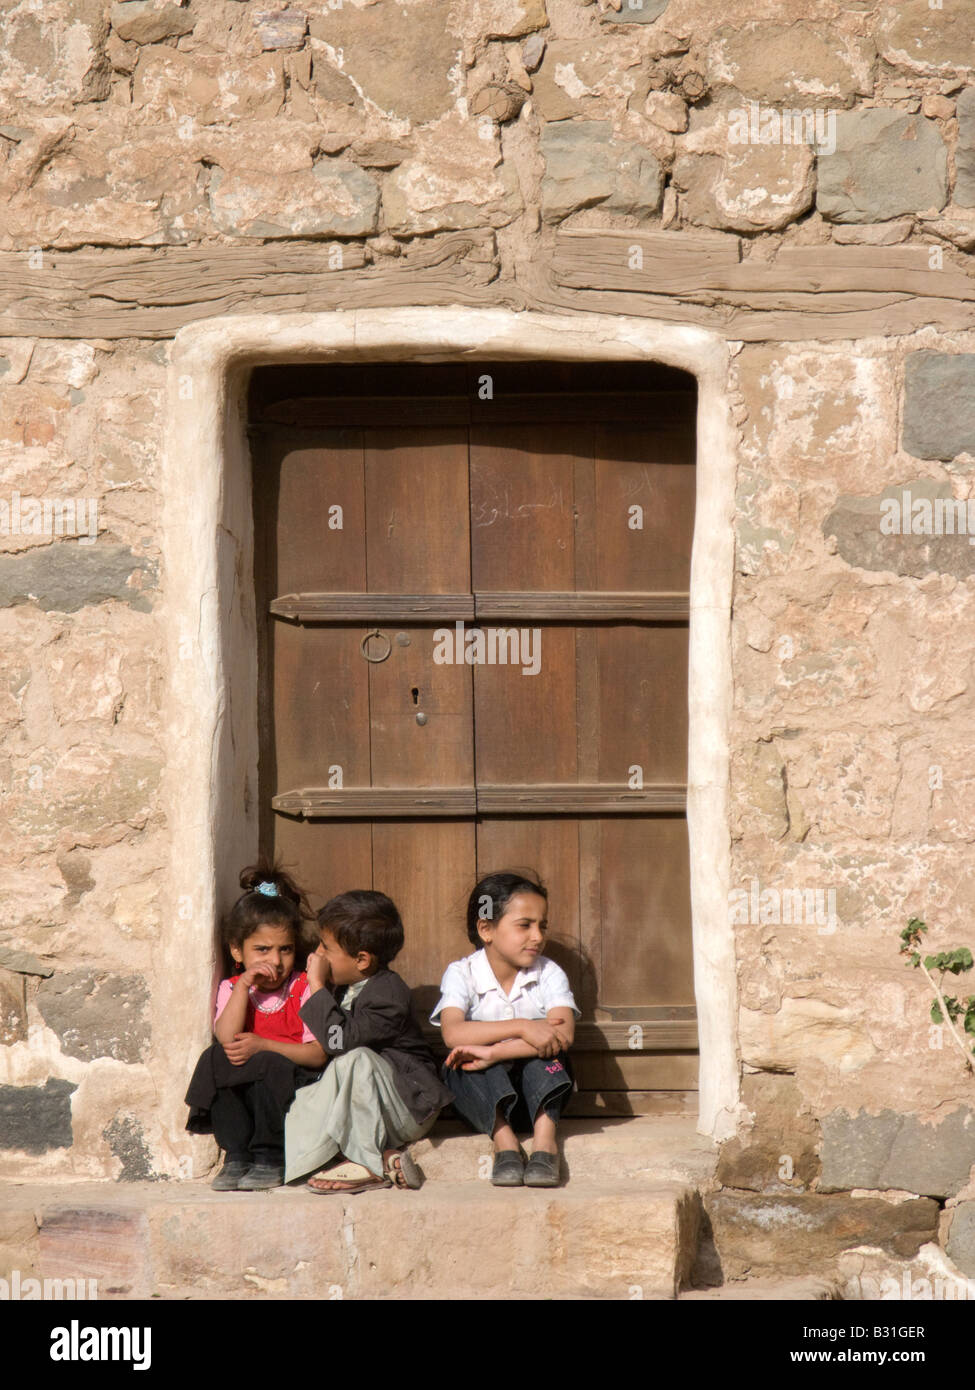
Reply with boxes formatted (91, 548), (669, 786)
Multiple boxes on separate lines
(185, 1043), (320, 1164)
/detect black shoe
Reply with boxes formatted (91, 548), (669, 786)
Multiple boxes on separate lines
(491, 1150), (525, 1187)
(238, 1163), (285, 1190)
(211, 1160), (251, 1191)
(524, 1150), (560, 1187)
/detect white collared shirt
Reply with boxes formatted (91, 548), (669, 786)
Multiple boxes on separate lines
(430, 949), (580, 1026)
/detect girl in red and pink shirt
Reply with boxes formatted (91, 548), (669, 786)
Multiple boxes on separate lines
(185, 862), (325, 1190)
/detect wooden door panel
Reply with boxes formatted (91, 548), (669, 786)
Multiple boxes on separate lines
(372, 820), (476, 1009)
(368, 624), (473, 788)
(272, 624), (370, 788)
(364, 430), (470, 593)
(273, 436), (366, 594)
(470, 425), (581, 591)
(594, 424), (695, 591)
(473, 627), (577, 785)
(597, 626), (689, 784)
(598, 817), (694, 1008)
(272, 817), (374, 915)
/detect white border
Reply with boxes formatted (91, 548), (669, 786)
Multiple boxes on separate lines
(158, 308), (739, 1170)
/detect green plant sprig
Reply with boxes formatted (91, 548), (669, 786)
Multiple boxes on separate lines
(900, 917), (975, 1075)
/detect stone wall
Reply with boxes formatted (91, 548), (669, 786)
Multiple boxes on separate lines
(3, 0), (975, 1275)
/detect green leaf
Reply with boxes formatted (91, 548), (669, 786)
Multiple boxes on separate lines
(931, 1001), (944, 1025)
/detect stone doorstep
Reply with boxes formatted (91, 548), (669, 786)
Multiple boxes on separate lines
(414, 1114), (719, 1186)
(1, 1178), (702, 1302)
(680, 1275), (843, 1301)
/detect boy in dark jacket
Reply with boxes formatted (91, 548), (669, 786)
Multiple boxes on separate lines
(285, 890), (452, 1193)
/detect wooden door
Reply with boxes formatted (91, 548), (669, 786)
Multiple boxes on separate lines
(250, 362), (698, 1115)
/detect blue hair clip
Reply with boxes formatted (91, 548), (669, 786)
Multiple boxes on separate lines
(256, 881), (279, 897)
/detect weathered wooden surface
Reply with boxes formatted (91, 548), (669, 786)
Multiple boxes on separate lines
(0, 231), (503, 338)
(3, 227), (974, 341)
(545, 229), (975, 340)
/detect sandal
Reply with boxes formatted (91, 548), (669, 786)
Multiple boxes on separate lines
(524, 1149), (561, 1187)
(383, 1147), (422, 1190)
(306, 1159), (391, 1195)
(491, 1149), (525, 1187)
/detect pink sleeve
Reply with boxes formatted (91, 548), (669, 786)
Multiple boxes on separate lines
(214, 978), (234, 1023)
(299, 981), (315, 1044)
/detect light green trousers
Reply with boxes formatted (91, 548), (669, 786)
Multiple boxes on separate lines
(285, 1047), (434, 1183)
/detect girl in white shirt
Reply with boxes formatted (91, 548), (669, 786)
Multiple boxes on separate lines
(431, 870), (580, 1187)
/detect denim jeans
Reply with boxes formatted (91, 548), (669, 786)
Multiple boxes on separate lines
(442, 1051), (573, 1136)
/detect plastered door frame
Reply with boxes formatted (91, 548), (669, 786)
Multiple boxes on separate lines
(158, 308), (739, 1172)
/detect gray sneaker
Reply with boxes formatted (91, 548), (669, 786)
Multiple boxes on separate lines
(238, 1163), (285, 1190)
(211, 1160), (251, 1191)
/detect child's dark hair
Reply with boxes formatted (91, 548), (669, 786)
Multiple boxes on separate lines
(466, 870), (548, 946)
(317, 890), (404, 967)
(222, 860), (311, 957)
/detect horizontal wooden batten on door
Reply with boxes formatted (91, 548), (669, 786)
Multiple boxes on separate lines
(272, 785), (688, 816)
(253, 391), (697, 429)
(270, 592), (691, 622)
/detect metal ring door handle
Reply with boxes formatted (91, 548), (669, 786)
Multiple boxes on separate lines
(360, 629), (392, 663)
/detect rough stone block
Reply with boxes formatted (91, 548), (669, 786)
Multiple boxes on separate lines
(946, 1202), (975, 1277)
(383, 116), (522, 233)
(707, 1192), (940, 1279)
(308, 3), (456, 124)
(739, 997), (877, 1074)
(1, 1), (111, 105)
(712, 23), (874, 105)
(6, 748), (161, 846)
(465, 0), (547, 36)
(879, 0), (975, 77)
(38, 971), (149, 1064)
(0, 968), (27, 1045)
(103, 1115), (159, 1182)
(39, 1207), (150, 1298)
(602, 0), (670, 22)
(253, 8), (307, 49)
(820, 1107), (975, 1199)
(208, 160), (378, 238)
(716, 1075), (821, 1193)
(817, 110), (948, 223)
(955, 87), (975, 207)
(673, 145), (814, 233)
(308, 55), (357, 105)
(540, 120), (662, 222)
(903, 351), (975, 460)
(0, 1079), (76, 1153)
(132, 47), (285, 123)
(0, 948), (53, 978)
(110, 2), (195, 45)
(0, 546), (156, 613)
(824, 481), (975, 580)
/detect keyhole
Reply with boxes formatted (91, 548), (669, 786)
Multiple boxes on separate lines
(411, 687), (419, 705)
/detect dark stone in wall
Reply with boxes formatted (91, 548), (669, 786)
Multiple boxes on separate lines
(602, 0), (670, 22)
(0, 545), (157, 613)
(706, 1191), (940, 1279)
(0, 1078), (76, 1152)
(903, 352), (975, 461)
(103, 1114), (160, 1182)
(946, 1201), (975, 1278)
(716, 1074), (821, 1192)
(819, 1107), (975, 1199)
(824, 480), (975, 579)
(38, 970), (149, 1064)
